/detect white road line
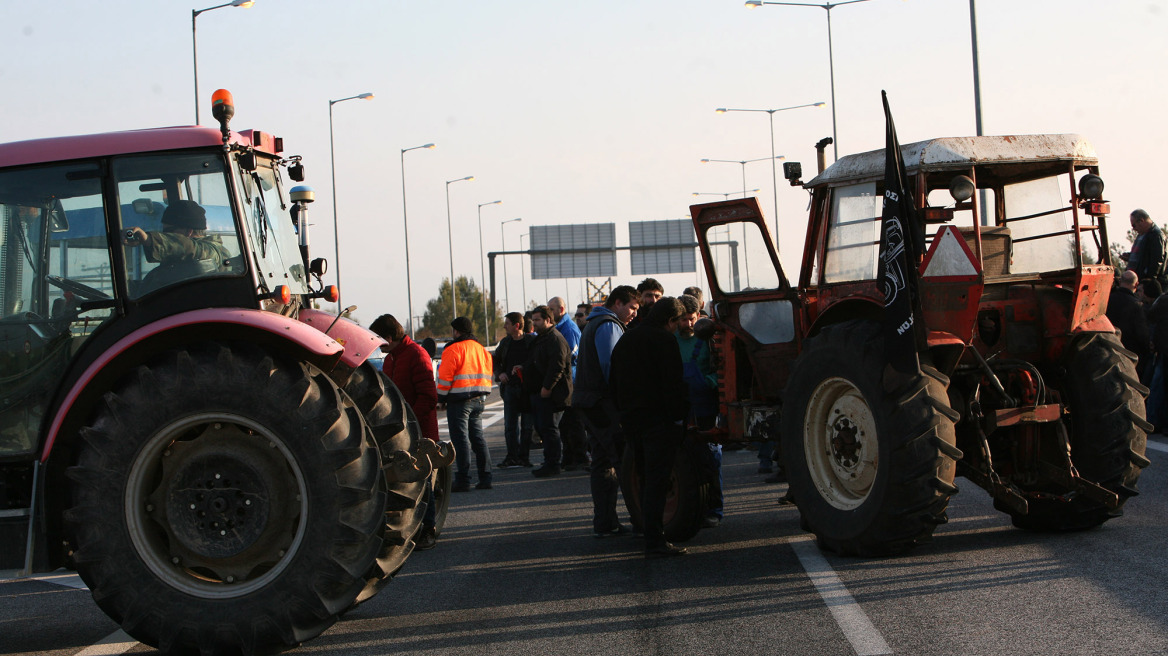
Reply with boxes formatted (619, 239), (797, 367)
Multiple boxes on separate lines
(75, 629), (137, 655)
(1147, 440), (1168, 454)
(32, 572), (87, 589)
(790, 536), (893, 656)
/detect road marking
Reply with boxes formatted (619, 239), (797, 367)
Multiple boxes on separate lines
(1147, 440), (1168, 454)
(32, 572), (87, 589)
(75, 629), (137, 655)
(790, 536), (893, 656)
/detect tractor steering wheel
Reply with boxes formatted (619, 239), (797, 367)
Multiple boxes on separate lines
(45, 274), (110, 301)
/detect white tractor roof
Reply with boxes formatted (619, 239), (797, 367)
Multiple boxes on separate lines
(806, 134), (1098, 187)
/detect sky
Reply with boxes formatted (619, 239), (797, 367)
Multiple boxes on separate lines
(2, 0), (1166, 328)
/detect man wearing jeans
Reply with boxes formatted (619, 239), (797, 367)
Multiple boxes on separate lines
(437, 317), (494, 492)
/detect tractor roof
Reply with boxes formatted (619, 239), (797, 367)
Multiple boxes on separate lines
(0, 127), (273, 169)
(806, 134), (1098, 187)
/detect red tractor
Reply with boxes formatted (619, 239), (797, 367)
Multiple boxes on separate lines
(0, 91), (452, 653)
(690, 134), (1150, 555)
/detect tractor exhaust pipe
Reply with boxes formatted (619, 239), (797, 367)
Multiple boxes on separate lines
(815, 137), (834, 174)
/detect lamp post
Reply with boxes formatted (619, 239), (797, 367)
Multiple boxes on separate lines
(701, 156), (783, 200)
(327, 92), (374, 310)
(478, 199), (502, 342)
(745, 0), (874, 160)
(693, 189), (761, 200)
(716, 102), (824, 246)
(519, 232), (529, 309)
(401, 143), (436, 338)
(500, 218), (522, 311)
(445, 176), (475, 324)
(192, 0), (254, 125)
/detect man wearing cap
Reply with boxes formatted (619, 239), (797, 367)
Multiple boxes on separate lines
(126, 199), (230, 270)
(437, 317), (495, 492)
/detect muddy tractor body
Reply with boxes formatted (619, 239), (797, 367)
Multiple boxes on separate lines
(690, 134), (1149, 555)
(0, 92), (452, 653)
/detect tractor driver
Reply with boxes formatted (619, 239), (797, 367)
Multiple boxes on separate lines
(124, 200), (231, 290)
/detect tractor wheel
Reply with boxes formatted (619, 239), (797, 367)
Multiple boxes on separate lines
(342, 362), (427, 603)
(1005, 332), (1151, 531)
(781, 320), (961, 556)
(66, 342), (385, 655)
(618, 437), (709, 543)
(431, 456), (453, 537)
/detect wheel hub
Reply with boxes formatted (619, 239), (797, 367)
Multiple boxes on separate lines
(163, 452), (271, 559)
(831, 417), (861, 467)
(804, 377), (880, 510)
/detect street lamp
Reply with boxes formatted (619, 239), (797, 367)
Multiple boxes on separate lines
(328, 92), (374, 310)
(701, 156), (783, 200)
(401, 143), (436, 338)
(192, 0), (254, 125)
(744, 0), (875, 160)
(693, 189), (761, 200)
(500, 218), (522, 311)
(446, 176), (475, 323)
(716, 102), (824, 246)
(478, 200), (503, 343)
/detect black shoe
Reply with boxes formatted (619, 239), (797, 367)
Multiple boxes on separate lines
(476, 480), (493, 490)
(532, 465), (561, 478)
(451, 480), (471, 493)
(645, 542), (687, 558)
(764, 470), (787, 484)
(700, 516), (721, 529)
(496, 458), (517, 469)
(519, 460), (534, 468)
(593, 524), (631, 538)
(757, 465), (773, 474)
(414, 526), (437, 551)
(562, 461), (579, 472)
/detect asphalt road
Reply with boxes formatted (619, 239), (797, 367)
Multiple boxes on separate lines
(4, 399), (1168, 655)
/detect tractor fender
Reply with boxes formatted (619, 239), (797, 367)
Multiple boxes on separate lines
(806, 297), (882, 338)
(40, 308), (344, 461)
(296, 308), (386, 369)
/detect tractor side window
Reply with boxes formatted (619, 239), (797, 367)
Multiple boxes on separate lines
(0, 162), (112, 457)
(703, 221), (780, 294)
(824, 182), (881, 283)
(115, 153), (243, 298)
(1003, 174), (1076, 274)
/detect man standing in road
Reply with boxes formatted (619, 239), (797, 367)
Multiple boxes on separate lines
(549, 296), (588, 471)
(1123, 209), (1167, 288)
(493, 311), (536, 468)
(573, 285), (639, 538)
(371, 314), (442, 550)
(575, 303), (592, 331)
(437, 317), (494, 492)
(676, 294), (723, 529)
(611, 297), (689, 558)
(516, 306), (573, 477)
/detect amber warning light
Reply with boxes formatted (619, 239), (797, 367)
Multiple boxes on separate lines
(262, 285), (291, 305)
(211, 89), (235, 144)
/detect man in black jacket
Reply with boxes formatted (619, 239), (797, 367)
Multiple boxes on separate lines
(610, 297), (689, 558)
(493, 312), (536, 468)
(514, 305), (573, 477)
(1106, 270), (1152, 376)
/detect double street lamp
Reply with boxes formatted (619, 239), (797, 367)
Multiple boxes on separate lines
(701, 156), (784, 201)
(745, 0), (875, 160)
(192, 0), (254, 125)
(715, 102), (823, 247)
(401, 143), (436, 338)
(446, 176), (476, 324)
(478, 200), (502, 342)
(693, 189), (760, 200)
(328, 92), (374, 309)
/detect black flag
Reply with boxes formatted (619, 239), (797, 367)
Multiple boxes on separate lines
(877, 91), (924, 378)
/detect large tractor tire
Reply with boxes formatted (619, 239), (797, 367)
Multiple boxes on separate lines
(1004, 332), (1151, 531)
(342, 362), (428, 602)
(619, 437), (709, 543)
(66, 342), (386, 655)
(781, 320), (961, 556)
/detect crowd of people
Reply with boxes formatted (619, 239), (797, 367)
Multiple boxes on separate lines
(1107, 209), (1168, 431)
(368, 277), (733, 559)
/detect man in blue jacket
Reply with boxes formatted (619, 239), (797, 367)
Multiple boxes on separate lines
(572, 285), (640, 537)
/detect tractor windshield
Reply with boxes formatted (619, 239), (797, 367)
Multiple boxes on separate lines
(235, 156), (308, 296)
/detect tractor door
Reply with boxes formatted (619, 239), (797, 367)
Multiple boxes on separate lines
(690, 197), (802, 422)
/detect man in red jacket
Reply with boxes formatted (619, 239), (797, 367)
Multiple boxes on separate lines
(370, 314), (440, 549)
